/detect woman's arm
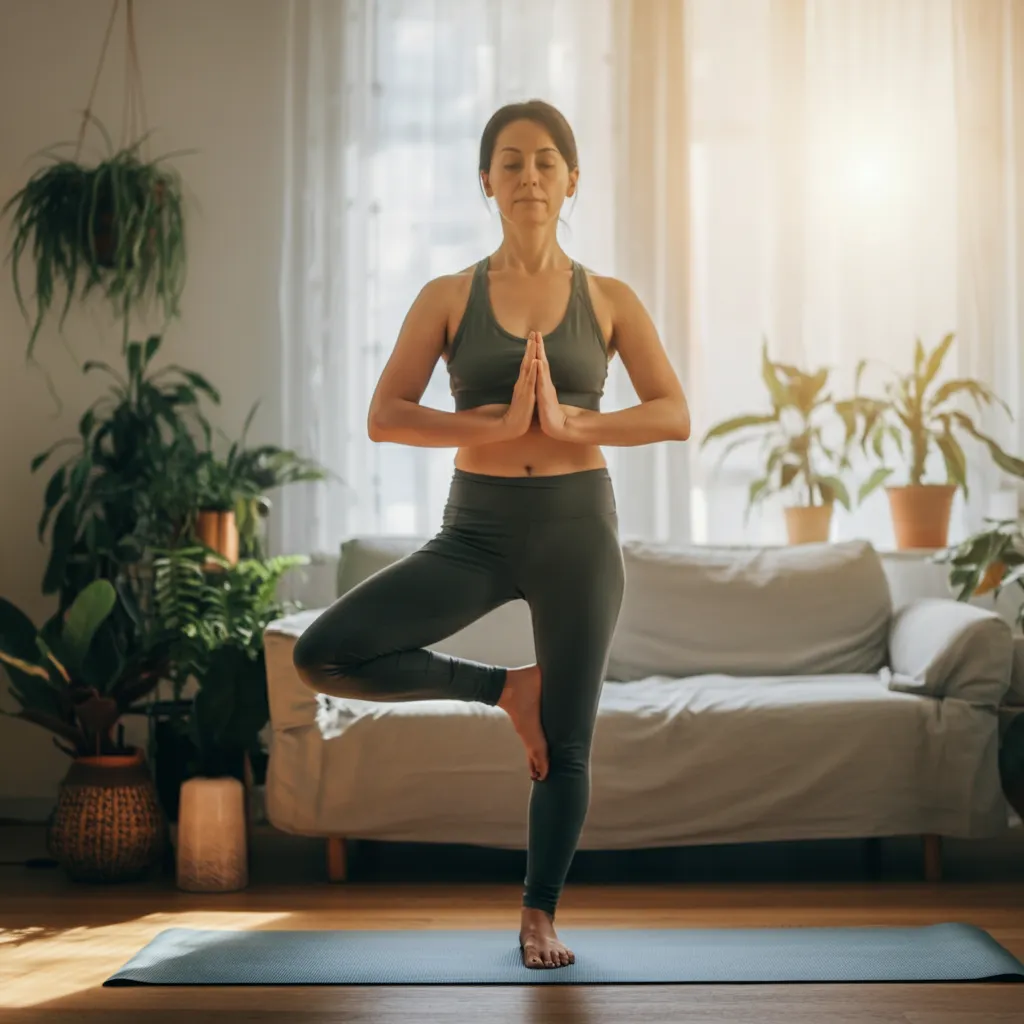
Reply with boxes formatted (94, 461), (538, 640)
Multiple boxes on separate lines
(372, 401), (511, 448)
(367, 276), (512, 448)
(563, 277), (691, 447)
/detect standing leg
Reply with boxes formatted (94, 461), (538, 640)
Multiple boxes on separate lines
(518, 509), (625, 965)
(292, 525), (516, 706)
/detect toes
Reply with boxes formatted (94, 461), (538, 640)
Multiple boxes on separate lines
(522, 943), (543, 968)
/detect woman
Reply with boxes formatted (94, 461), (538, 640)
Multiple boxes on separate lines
(293, 99), (690, 970)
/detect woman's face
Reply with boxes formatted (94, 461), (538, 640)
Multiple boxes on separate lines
(482, 119), (578, 228)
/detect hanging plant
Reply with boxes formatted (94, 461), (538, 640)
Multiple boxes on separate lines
(0, 0), (190, 359)
(2, 123), (188, 358)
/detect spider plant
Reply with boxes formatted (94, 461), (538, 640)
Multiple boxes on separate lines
(2, 116), (190, 358)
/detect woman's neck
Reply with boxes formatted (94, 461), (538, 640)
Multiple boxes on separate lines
(491, 237), (570, 275)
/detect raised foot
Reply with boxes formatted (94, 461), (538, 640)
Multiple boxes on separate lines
(519, 908), (574, 969)
(497, 664), (549, 782)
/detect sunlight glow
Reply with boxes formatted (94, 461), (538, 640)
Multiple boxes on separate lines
(0, 910), (290, 1008)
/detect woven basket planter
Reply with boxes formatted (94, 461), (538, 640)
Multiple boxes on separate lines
(47, 746), (167, 882)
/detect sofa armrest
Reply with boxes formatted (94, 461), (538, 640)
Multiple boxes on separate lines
(886, 597), (1012, 707)
(264, 611), (325, 732)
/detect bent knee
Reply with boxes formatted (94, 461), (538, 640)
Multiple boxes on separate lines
(292, 621), (371, 695)
(292, 629), (321, 674)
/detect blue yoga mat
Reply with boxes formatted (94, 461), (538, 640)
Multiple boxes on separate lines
(105, 923), (1024, 985)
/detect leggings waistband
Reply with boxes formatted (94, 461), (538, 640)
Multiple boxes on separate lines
(447, 467), (616, 519)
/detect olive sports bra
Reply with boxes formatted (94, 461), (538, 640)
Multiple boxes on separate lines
(446, 256), (610, 412)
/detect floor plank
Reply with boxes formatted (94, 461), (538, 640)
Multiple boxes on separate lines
(1, 823), (1022, 1023)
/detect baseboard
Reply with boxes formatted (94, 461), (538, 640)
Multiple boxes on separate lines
(0, 797), (55, 824)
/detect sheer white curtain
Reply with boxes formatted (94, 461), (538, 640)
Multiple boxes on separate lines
(277, 0), (623, 557)
(687, 0), (1023, 547)
(278, 0), (1024, 558)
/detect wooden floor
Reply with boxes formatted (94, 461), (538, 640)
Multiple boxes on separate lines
(1, 822), (1023, 1023)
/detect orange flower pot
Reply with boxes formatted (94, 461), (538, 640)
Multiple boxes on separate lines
(886, 484), (956, 550)
(784, 504), (834, 545)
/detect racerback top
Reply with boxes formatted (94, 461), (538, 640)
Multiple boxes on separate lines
(446, 256), (610, 412)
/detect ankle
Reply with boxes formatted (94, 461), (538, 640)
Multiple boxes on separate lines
(521, 906), (554, 927)
(497, 666), (519, 709)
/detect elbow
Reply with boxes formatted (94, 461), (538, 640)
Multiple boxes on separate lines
(675, 410), (691, 442)
(367, 404), (389, 442)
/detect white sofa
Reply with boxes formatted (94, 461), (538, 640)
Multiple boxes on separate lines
(263, 536), (1021, 883)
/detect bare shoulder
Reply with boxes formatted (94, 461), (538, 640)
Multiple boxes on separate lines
(577, 266), (624, 353)
(581, 270), (638, 313)
(422, 263), (478, 354)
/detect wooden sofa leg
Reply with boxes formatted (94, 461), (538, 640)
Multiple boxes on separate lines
(922, 834), (942, 882)
(327, 837), (348, 882)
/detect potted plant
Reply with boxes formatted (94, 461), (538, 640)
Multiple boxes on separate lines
(2, 121), (189, 358)
(32, 334), (217, 597)
(932, 520), (1024, 821)
(151, 547), (308, 890)
(192, 400), (328, 564)
(700, 341), (853, 543)
(931, 517), (1024, 607)
(0, 580), (166, 881)
(838, 332), (1024, 549)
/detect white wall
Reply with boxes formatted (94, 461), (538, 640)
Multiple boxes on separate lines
(0, 0), (289, 814)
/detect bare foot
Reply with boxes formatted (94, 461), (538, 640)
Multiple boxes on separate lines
(497, 664), (548, 782)
(519, 908), (574, 969)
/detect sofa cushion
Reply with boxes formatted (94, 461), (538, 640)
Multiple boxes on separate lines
(605, 539), (892, 681)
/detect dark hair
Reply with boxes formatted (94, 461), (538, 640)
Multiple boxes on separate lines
(477, 99), (580, 221)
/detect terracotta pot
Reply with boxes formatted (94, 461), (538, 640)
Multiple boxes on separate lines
(47, 747), (166, 882)
(975, 561), (1007, 597)
(176, 776), (249, 892)
(195, 508), (239, 566)
(886, 484), (957, 550)
(784, 504), (833, 545)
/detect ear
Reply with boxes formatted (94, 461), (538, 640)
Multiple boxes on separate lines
(566, 168), (580, 198)
(481, 172), (493, 198)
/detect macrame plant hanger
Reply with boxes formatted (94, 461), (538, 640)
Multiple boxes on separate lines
(74, 0), (150, 163)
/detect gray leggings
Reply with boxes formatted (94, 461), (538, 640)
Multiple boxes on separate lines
(292, 467), (625, 918)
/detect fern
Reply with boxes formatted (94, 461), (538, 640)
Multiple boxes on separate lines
(151, 546), (306, 684)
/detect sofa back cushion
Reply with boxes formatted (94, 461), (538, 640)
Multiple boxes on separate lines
(605, 538), (892, 681)
(336, 535), (892, 682)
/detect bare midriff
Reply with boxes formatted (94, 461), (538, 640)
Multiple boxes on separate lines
(451, 403), (608, 478)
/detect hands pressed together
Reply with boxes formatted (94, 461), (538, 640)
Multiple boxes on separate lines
(501, 331), (578, 442)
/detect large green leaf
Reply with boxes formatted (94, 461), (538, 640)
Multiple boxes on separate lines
(951, 412), (1024, 477)
(0, 596), (43, 669)
(700, 412), (778, 446)
(760, 341), (790, 410)
(934, 427), (968, 492)
(815, 474), (851, 511)
(791, 368), (829, 416)
(61, 579), (117, 677)
(857, 466), (894, 503)
(920, 332), (955, 394)
(748, 476), (771, 508)
(929, 376), (1009, 418)
(41, 501), (78, 595)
